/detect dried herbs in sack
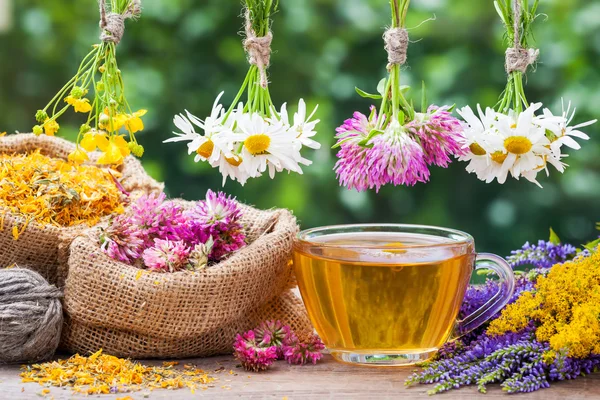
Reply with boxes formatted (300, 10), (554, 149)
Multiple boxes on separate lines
(0, 134), (162, 284)
(62, 194), (300, 342)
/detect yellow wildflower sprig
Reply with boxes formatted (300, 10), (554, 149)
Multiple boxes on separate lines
(33, 0), (146, 165)
(488, 246), (600, 359)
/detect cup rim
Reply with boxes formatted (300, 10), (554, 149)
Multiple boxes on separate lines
(296, 223), (474, 250)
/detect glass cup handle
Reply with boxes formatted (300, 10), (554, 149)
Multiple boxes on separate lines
(454, 253), (516, 337)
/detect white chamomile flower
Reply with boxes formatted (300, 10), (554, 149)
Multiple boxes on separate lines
(456, 105), (504, 183)
(216, 153), (251, 186)
(237, 112), (304, 179)
(279, 99), (321, 150)
(487, 103), (551, 183)
(164, 92), (230, 164)
(535, 99), (596, 158)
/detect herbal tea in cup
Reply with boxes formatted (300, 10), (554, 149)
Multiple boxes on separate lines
(293, 224), (515, 366)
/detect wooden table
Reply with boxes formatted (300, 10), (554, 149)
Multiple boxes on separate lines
(2, 354), (599, 399)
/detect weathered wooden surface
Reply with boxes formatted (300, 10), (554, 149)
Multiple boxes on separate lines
(1, 353), (599, 399)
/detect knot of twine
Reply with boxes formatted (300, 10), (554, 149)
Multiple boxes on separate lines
(383, 27), (409, 69)
(505, 0), (538, 74)
(0, 268), (63, 364)
(243, 10), (273, 89)
(98, 0), (142, 44)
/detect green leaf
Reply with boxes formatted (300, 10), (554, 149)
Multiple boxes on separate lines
(377, 78), (387, 96)
(355, 87), (382, 100)
(331, 136), (356, 149)
(549, 227), (561, 245)
(357, 129), (384, 146)
(583, 238), (600, 253)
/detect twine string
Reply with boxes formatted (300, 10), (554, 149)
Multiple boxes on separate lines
(383, 27), (409, 69)
(98, 0), (142, 45)
(243, 10), (273, 89)
(505, 0), (539, 74)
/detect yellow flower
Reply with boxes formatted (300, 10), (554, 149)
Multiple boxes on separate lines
(80, 131), (109, 152)
(43, 119), (59, 136)
(487, 247), (600, 359)
(125, 109), (147, 134)
(97, 136), (130, 165)
(98, 109), (127, 132)
(68, 148), (89, 164)
(73, 98), (92, 113)
(65, 95), (76, 106)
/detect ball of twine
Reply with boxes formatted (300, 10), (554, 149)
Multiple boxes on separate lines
(0, 268), (63, 364)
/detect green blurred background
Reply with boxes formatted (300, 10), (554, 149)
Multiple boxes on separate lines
(0, 0), (598, 256)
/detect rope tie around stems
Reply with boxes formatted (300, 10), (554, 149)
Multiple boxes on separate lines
(505, 0), (538, 74)
(243, 10), (273, 89)
(98, 0), (142, 44)
(384, 27), (409, 69)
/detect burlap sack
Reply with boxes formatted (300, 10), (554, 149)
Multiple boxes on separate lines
(63, 203), (298, 340)
(0, 134), (163, 285)
(60, 289), (313, 359)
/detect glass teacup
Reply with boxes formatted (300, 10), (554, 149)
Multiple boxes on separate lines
(293, 224), (515, 366)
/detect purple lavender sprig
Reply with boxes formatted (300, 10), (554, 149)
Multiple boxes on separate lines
(507, 240), (576, 269)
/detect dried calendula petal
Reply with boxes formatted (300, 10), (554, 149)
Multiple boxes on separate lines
(0, 150), (123, 235)
(20, 349), (216, 395)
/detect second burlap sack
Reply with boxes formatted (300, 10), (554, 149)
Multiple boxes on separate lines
(0, 134), (163, 285)
(63, 204), (300, 341)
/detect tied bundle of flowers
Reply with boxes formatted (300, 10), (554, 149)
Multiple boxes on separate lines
(33, 0), (146, 165)
(406, 231), (600, 394)
(333, 0), (465, 192)
(165, 0), (320, 186)
(233, 320), (324, 372)
(458, 0), (596, 187)
(101, 190), (245, 272)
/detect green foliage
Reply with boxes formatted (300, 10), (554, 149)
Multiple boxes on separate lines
(0, 0), (598, 256)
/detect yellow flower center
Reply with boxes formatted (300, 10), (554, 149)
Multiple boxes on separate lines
(491, 151), (508, 164)
(196, 140), (214, 158)
(244, 134), (271, 155)
(469, 142), (487, 156)
(225, 156), (242, 167)
(504, 136), (533, 155)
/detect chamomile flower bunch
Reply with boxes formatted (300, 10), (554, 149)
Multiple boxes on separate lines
(458, 0), (596, 187)
(165, 0), (320, 186)
(333, 0), (466, 192)
(33, 0), (146, 166)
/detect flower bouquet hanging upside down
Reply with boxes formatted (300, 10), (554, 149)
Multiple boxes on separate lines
(457, 0), (596, 186)
(333, 0), (466, 192)
(165, 0), (321, 185)
(33, 0), (146, 165)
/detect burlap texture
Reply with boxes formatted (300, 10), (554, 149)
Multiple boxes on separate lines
(0, 134), (163, 284)
(60, 289), (313, 359)
(63, 203), (298, 340)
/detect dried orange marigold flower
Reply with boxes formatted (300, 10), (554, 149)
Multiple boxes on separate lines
(21, 349), (216, 395)
(0, 151), (125, 237)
